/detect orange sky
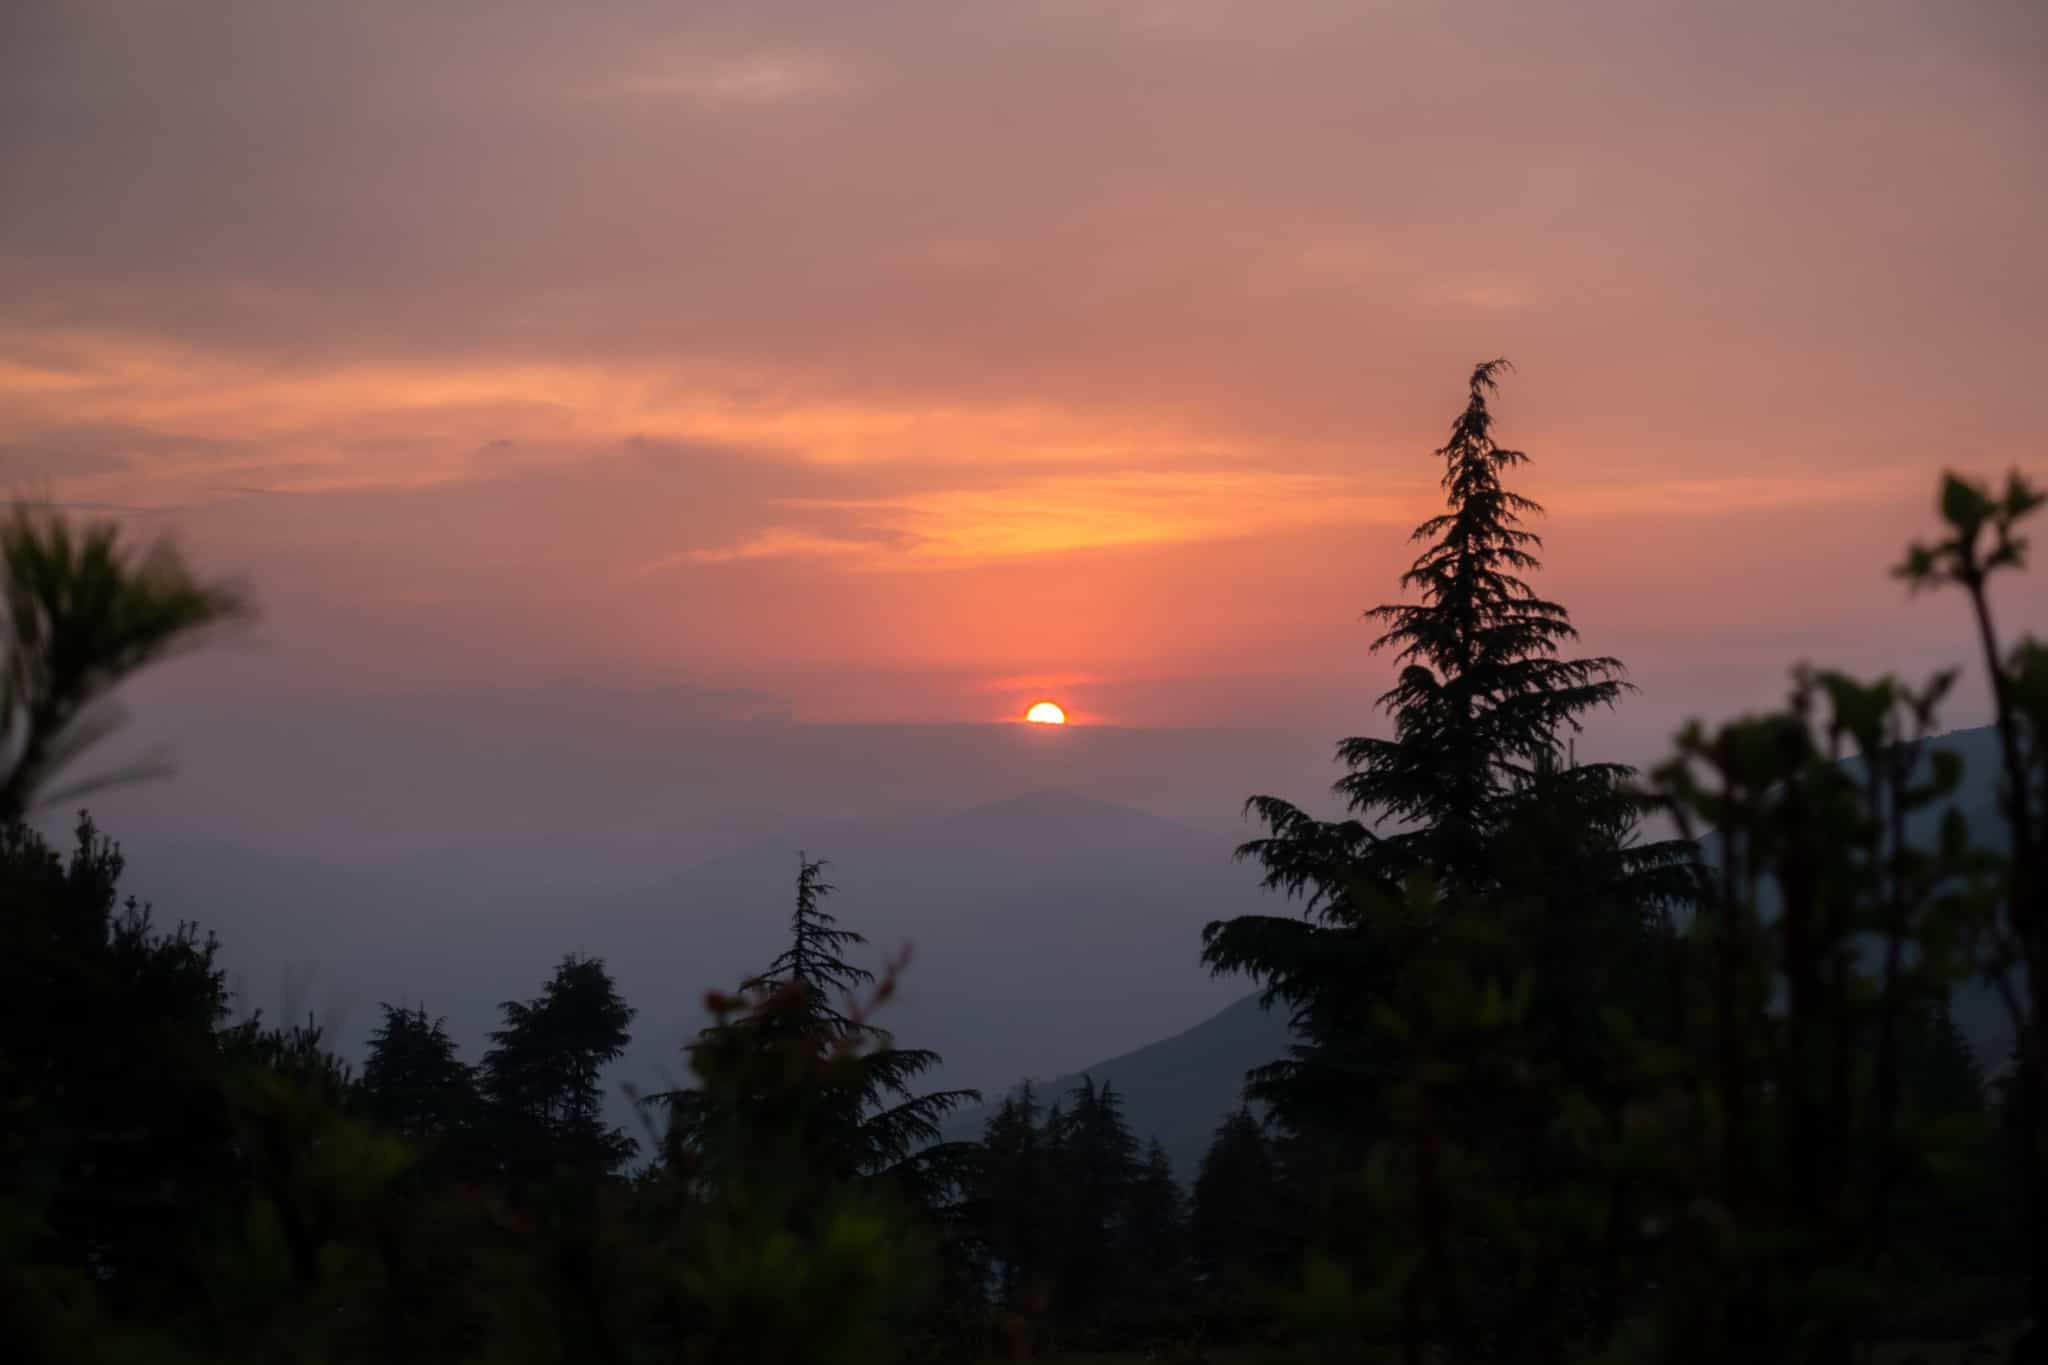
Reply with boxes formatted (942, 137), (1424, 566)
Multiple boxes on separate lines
(3, 0), (2045, 748)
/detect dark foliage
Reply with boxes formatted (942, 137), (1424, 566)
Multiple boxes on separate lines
(963, 1074), (1192, 1351)
(661, 855), (979, 1194)
(481, 953), (639, 1185)
(0, 505), (245, 822)
(1191, 1107), (1290, 1287)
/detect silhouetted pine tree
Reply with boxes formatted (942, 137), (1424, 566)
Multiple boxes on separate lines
(1198, 364), (1701, 1364)
(973, 1082), (1057, 1310)
(481, 953), (637, 1182)
(1276, 358), (1629, 891)
(1043, 1076), (1141, 1334)
(361, 1003), (478, 1143)
(1128, 1140), (1184, 1256)
(665, 856), (977, 1191)
(1191, 1106), (1284, 1282)
(1122, 1139), (1190, 1325)
(1203, 360), (1691, 1134)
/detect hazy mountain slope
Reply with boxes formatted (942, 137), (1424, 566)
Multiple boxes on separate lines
(110, 789), (1272, 1135)
(578, 790), (1268, 1104)
(945, 991), (1296, 1179)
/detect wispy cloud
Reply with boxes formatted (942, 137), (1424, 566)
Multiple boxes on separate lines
(788, 469), (1418, 566)
(633, 527), (883, 572)
(1550, 467), (1934, 519)
(621, 467), (1418, 576)
(0, 329), (1245, 504)
(596, 51), (857, 106)
(1452, 281), (1539, 313)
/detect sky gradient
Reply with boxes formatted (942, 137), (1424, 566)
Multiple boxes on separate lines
(4, 0), (2045, 742)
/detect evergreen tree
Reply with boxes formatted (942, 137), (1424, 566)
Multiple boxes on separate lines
(1191, 1106), (1283, 1281)
(1203, 362), (1691, 1135)
(361, 1003), (479, 1143)
(651, 948), (948, 1365)
(1053, 1076), (1140, 1234)
(1127, 1139), (1185, 1261)
(1043, 1076), (1142, 1334)
(665, 855), (977, 1190)
(481, 953), (637, 1182)
(973, 1083), (1057, 1310)
(1304, 357), (1630, 891)
(1122, 1139), (1190, 1327)
(1199, 363), (1697, 1361)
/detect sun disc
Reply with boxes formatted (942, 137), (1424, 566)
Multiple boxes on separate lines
(1024, 701), (1067, 725)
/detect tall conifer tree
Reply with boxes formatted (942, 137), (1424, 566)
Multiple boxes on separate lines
(973, 1083), (1056, 1308)
(1191, 1107), (1283, 1280)
(1204, 358), (1689, 1127)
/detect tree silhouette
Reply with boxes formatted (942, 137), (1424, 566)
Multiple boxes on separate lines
(1191, 1106), (1283, 1283)
(665, 855), (977, 1191)
(1121, 1139), (1189, 1327)
(1313, 357), (1627, 889)
(1897, 469), (2047, 1333)
(656, 949), (947, 1365)
(0, 814), (237, 1316)
(1043, 1076), (1141, 1333)
(481, 954), (637, 1183)
(1204, 361), (1688, 1133)
(0, 504), (245, 822)
(972, 1082), (1057, 1312)
(1201, 361), (1698, 1360)
(361, 1003), (479, 1144)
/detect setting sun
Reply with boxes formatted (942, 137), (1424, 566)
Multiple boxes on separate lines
(1024, 701), (1067, 725)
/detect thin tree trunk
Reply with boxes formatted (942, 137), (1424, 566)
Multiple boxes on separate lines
(1407, 1070), (1449, 1365)
(1871, 764), (1907, 1252)
(1963, 575), (2044, 1327)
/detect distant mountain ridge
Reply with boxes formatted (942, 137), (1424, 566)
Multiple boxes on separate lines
(113, 787), (1273, 1138)
(943, 990), (1296, 1180)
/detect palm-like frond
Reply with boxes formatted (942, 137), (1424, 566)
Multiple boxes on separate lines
(0, 506), (246, 820)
